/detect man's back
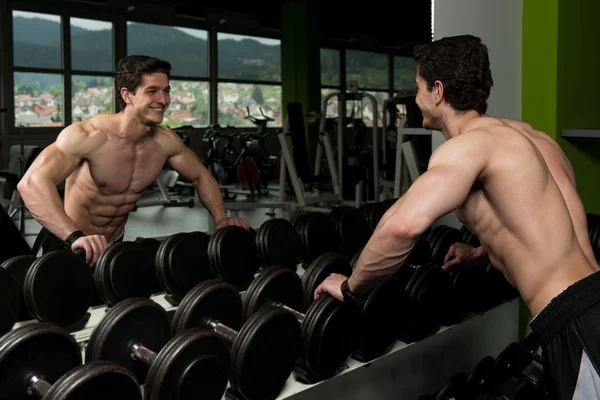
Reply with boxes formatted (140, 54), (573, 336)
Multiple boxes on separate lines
(497, 118), (599, 270)
(450, 117), (595, 316)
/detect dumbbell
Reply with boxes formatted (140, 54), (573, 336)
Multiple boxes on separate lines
(242, 264), (363, 382)
(154, 231), (214, 305)
(1, 248), (94, 328)
(393, 260), (454, 343)
(489, 339), (548, 400)
(293, 212), (339, 266)
(0, 266), (19, 335)
(0, 323), (142, 400)
(171, 279), (302, 400)
(328, 206), (371, 258)
(255, 218), (301, 270)
(86, 297), (231, 400)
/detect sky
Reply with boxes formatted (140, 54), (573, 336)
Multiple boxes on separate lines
(12, 10), (280, 45)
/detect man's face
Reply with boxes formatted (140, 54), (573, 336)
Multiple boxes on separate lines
(128, 72), (171, 125)
(415, 71), (441, 131)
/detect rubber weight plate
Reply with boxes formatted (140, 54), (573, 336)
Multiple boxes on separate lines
(0, 323), (81, 400)
(43, 361), (143, 400)
(208, 226), (260, 288)
(230, 305), (302, 400)
(354, 277), (404, 362)
(466, 356), (497, 398)
(144, 328), (230, 400)
(85, 297), (171, 385)
(133, 237), (163, 293)
(329, 206), (371, 258)
(297, 213), (339, 263)
(1, 255), (34, 322)
(300, 295), (360, 380)
(94, 242), (154, 306)
(0, 266), (19, 334)
(435, 372), (467, 400)
(257, 218), (301, 270)
(23, 250), (94, 327)
(243, 266), (303, 321)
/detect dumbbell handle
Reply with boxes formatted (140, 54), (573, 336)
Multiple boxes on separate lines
(28, 375), (52, 398)
(208, 320), (238, 344)
(272, 302), (305, 324)
(130, 343), (157, 366)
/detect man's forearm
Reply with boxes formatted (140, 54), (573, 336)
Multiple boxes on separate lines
(195, 170), (228, 223)
(18, 179), (78, 241)
(347, 226), (418, 295)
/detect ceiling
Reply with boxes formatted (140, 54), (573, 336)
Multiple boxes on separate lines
(126, 0), (432, 52)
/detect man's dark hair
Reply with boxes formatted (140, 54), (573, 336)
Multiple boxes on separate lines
(413, 35), (493, 114)
(114, 55), (171, 111)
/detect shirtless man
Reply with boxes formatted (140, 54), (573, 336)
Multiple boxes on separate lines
(17, 55), (249, 265)
(314, 35), (600, 399)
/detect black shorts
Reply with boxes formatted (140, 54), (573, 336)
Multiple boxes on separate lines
(530, 271), (600, 400)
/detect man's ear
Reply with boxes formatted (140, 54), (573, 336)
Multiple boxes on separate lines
(120, 88), (133, 106)
(433, 80), (444, 106)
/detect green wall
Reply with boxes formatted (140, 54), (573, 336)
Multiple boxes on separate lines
(524, 0), (600, 215)
(522, 0), (600, 338)
(556, 0), (600, 214)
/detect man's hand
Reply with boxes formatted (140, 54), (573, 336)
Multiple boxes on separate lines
(442, 243), (485, 271)
(71, 235), (109, 265)
(215, 216), (250, 230)
(313, 273), (347, 302)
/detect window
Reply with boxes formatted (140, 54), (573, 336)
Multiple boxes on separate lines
(217, 33), (282, 127)
(346, 50), (389, 90)
(394, 56), (418, 92)
(127, 22), (209, 127)
(13, 11), (64, 127)
(71, 17), (114, 121)
(320, 49), (340, 87)
(12, 11), (116, 127)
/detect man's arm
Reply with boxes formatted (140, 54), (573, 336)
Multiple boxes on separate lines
(17, 125), (97, 240)
(315, 133), (489, 300)
(165, 131), (247, 229)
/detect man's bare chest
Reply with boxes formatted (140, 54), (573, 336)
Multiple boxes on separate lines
(84, 144), (167, 195)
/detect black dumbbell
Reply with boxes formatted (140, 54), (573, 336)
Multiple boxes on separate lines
(490, 340), (548, 400)
(242, 265), (362, 382)
(255, 218), (301, 270)
(465, 356), (498, 398)
(0, 323), (142, 400)
(207, 226), (261, 290)
(155, 231), (214, 306)
(1, 248), (94, 328)
(171, 279), (302, 400)
(0, 266), (19, 335)
(86, 297), (231, 400)
(293, 212), (339, 266)
(328, 206), (371, 258)
(93, 241), (156, 306)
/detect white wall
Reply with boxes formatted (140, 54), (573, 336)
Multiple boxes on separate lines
(433, 0), (523, 120)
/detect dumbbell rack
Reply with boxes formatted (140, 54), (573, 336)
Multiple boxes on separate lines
(12, 266), (519, 400)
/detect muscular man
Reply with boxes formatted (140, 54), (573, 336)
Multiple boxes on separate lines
(314, 35), (600, 399)
(443, 118), (599, 272)
(18, 55), (249, 265)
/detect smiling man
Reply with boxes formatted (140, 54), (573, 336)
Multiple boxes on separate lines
(18, 55), (248, 265)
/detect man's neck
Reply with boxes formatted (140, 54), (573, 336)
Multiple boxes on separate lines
(439, 109), (482, 139)
(115, 111), (155, 144)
